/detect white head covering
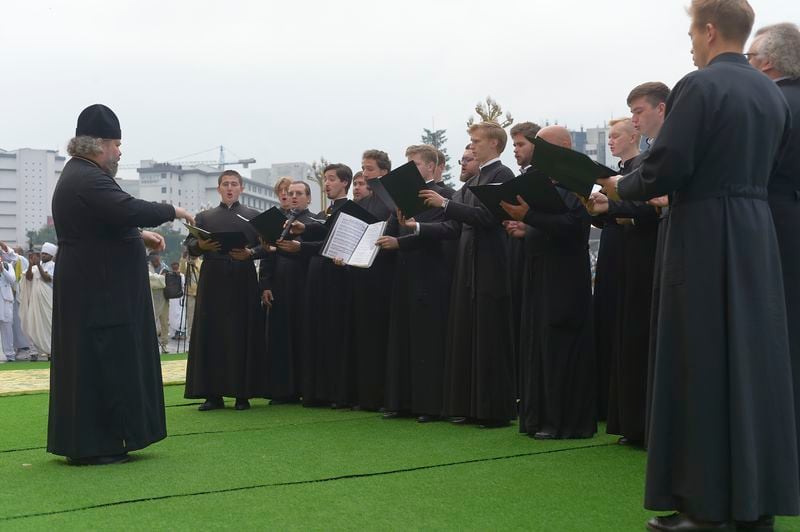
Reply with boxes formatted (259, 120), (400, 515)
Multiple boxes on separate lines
(41, 242), (58, 257)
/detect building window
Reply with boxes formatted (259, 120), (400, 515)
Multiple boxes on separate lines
(161, 187), (167, 193)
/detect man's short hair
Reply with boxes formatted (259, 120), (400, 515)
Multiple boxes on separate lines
(323, 163), (353, 191)
(510, 121), (542, 142)
(468, 122), (508, 153)
(218, 169), (243, 186)
(755, 23), (800, 78)
(405, 144), (440, 165)
(626, 82), (671, 107)
(688, 0), (754, 46)
(274, 176), (292, 195)
(362, 149), (392, 172)
(290, 180), (311, 197)
(609, 117), (641, 139)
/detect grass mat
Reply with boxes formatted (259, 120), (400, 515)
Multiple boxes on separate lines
(1, 383), (799, 531)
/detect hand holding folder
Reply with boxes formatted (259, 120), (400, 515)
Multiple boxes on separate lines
(469, 169), (567, 222)
(531, 137), (618, 198)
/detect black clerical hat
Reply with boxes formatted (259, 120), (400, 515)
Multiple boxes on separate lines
(76, 104), (121, 139)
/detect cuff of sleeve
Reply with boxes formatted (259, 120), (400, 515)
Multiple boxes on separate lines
(414, 222), (421, 236)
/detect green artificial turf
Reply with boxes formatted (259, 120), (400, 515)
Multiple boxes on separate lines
(0, 353), (186, 372)
(1, 385), (799, 531)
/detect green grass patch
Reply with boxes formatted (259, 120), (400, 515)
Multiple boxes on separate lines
(1, 378), (798, 531)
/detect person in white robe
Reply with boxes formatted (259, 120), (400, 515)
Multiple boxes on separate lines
(0, 251), (17, 362)
(19, 242), (56, 360)
(10, 246), (34, 359)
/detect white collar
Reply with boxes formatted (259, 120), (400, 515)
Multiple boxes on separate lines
(479, 157), (501, 170)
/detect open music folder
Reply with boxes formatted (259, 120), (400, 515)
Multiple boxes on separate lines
(321, 212), (387, 268)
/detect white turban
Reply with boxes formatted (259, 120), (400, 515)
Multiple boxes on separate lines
(41, 242), (58, 257)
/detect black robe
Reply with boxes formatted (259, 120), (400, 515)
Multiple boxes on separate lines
(350, 193), (396, 411)
(418, 160), (516, 422)
(605, 156), (659, 444)
(48, 157), (176, 459)
(770, 76), (800, 478)
(519, 184), (596, 438)
(591, 219), (623, 422)
(301, 198), (353, 407)
(184, 202), (267, 400)
(384, 182), (455, 416)
(618, 53), (799, 521)
(258, 208), (316, 402)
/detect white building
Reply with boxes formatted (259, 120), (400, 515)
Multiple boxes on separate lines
(584, 126), (619, 169)
(136, 161), (281, 231)
(0, 148), (66, 246)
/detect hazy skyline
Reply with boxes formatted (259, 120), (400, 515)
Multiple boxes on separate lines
(1, 0), (797, 180)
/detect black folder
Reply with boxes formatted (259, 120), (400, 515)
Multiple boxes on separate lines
(469, 170), (568, 222)
(367, 178), (397, 212)
(244, 207), (287, 244)
(209, 231), (250, 253)
(373, 161), (428, 218)
(531, 137), (618, 198)
(325, 200), (379, 227)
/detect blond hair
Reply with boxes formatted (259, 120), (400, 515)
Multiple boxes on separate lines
(468, 122), (508, 153)
(688, 0), (754, 45)
(405, 144), (440, 165)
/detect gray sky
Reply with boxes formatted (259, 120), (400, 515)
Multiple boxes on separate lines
(1, 0), (797, 180)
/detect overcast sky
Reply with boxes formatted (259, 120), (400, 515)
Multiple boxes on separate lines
(1, 0), (797, 180)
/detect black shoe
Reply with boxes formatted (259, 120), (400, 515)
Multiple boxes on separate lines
(478, 419), (509, 429)
(382, 411), (400, 419)
(533, 429), (557, 440)
(618, 436), (630, 445)
(449, 416), (468, 424)
(198, 397), (224, 411)
(234, 399), (251, 411)
(646, 513), (731, 531)
(67, 453), (130, 466)
(330, 403), (349, 410)
(736, 516), (774, 531)
(416, 415), (440, 423)
(350, 405), (362, 411)
(269, 398), (298, 405)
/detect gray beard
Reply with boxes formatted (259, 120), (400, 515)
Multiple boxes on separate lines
(105, 160), (119, 177)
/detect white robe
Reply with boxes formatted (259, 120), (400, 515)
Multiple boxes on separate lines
(19, 260), (54, 355)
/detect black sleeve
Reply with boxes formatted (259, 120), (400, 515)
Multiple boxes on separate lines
(80, 170), (175, 228)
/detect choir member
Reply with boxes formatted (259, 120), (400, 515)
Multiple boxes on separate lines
(600, 1), (799, 527)
(502, 126), (596, 440)
(184, 170), (267, 411)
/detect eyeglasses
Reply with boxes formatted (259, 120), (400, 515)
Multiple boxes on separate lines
(743, 52), (758, 59)
(458, 158), (475, 166)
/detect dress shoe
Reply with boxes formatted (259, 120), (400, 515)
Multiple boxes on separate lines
(382, 411), (400, 419)
(646, 513), (731, 531)
(735, 516), (774, 531)
(478, 419), (509, 429)
(533, 429), (557, 440)
(330, 403), (349, 410)
(234, 399), (251, 411)
(350, 405), (362, 411)
(198, 397), (224, 411)
(67, 453), (130, 466)
(417, 415), (440, 423)
(449, 416), (468, 424)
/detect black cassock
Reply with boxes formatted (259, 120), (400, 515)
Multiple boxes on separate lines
(591, 218), (623, 423)
(301, 198), (353, 406)
(384, 182), (455, 416)
(769, 76), (800, 473)
(418, 161), (516, 423)
(350, 193), (396, 411)
(48, 157), (175, 459)
(519, 184), (596, 438)
(605, 155), (659, 444)
(618, 53), (799, 521)
(184, 202), (267, 400)
(259, 208), (317, 402)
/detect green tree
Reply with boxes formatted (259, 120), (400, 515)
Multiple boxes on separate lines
(467, 96), (514, 128)
(421, 128), (453, 186)
(309, 156), (330, 213)
(25, 225), (57, 250)
(144, 223), (186, 266)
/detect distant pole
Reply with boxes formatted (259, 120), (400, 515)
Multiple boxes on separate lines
(218, 146), (225, 170)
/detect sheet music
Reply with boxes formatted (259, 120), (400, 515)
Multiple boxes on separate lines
(321, 213), (367, 262)
(349, 221), (387, 268)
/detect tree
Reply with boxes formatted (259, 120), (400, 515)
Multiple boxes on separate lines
(144, 223), (186, 266)
(466, 96), (514, 128)
(309, 156), (330, 213)
(421, 128), (453, 186)
(25, 225), (57, 250)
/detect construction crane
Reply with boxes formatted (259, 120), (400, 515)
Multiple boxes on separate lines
(118, 146), (255, 170)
